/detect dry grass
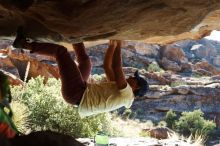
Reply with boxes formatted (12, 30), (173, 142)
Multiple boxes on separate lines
(110, 116), (206, 146)
(167, 132), (206, 146)
(111, 116), (154, 137)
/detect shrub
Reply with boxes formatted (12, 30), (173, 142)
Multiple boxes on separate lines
(147, 62), (164, 73)
(157, 121), (167, 127)
(175, 109), (216, 137)
(11, 101), (30, 134)
(11, 76), (115, 138)
(165, 109), (216, 137)
(122, 109), (133, 120)
(139, 130), (150, 137)
(165, 109), (177, 129)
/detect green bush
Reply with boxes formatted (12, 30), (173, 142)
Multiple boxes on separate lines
(165, 109), (177, 129)
(122, 109), (131, 120)
(157, 121), (167, 128)
(165, 109), (216, 137)
(11, 101), (30, 134)
(11, 76), (116, 138)
(175, 109), (216, 137)
(147, 62), (164, 72)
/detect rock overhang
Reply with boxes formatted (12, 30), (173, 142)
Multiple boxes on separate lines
(0, 0), (220, 44)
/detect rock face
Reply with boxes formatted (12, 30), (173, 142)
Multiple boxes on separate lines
(0, 46), (60, 84)
(160, 47), (187, 63)
(0, 0), (220, 43)
(194, 61), (220, 75)
(160, 58), (182, 72)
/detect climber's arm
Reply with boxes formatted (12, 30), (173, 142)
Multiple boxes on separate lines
(112, 40), (127, 90)
(104, 40), (116, 81)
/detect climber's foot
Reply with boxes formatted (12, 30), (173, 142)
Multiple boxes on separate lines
(13, 26), (27, 49)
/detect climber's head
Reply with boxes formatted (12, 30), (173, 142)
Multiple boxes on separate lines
(126, 71), (149, 98)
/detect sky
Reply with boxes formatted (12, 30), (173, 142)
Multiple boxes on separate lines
(205, 30), (220, 42)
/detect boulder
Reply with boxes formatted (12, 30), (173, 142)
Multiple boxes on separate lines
(180, 62), (192, 72)
(161, 57), (181, 72)
(194, 61), (220, 75)
(143, 127), (173, 139)
(172, 85), (190, 95)
(144, 72), (171, 85)
(0, 69), (23, 85)
(8, 50), (60, 81)
(190, 44), (217, 59)
(125, 41), (160, 57)
(0, 54), (20, 77)
(160, 47), (187, 63)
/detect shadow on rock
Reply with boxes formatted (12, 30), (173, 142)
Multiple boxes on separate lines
(0, 131), (84, 146)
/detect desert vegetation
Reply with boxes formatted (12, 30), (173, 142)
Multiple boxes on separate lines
(10, 76), (217, 145)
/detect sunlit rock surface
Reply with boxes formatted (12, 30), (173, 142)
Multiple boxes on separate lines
(0, 0), (220, 43)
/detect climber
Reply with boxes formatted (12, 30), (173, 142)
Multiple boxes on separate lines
(12, 30), (149, 118)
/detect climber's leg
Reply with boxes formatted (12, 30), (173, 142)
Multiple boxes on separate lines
(23, 42), (86, 105)
(72, 43), (92, 82)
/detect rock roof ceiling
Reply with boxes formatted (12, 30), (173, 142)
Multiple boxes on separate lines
(0, 0), (220, 44)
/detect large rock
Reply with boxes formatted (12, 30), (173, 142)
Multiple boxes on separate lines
(0, 69), (23, 85)
(172, 85), (190, 95)
(160, 47), (187, 63)
(144, 72), (171, 85)
(0, 52), (20, 77)
(194, 61), (220, 75)
(160, 57), (181, 72)
(143, 127), (173, 139)
(7, 49), (60, 81)
(124, 41), (160, 57)
(0, 1), (220, 43)
(190, 44), (218, 59)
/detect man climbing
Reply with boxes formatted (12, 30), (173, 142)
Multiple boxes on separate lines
(13, 29), (149, 118)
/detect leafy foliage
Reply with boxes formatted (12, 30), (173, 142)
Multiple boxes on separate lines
(11, 101), (30, 134)
(175, 109), (216, 137)
(165, 110), (177, 129)
(121, 109), (136, 120)
(147, 62), (164, 72)
(165, 109), (216, 137)
(11, 76), (115, 138)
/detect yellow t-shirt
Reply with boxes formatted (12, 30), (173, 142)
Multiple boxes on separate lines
(78, 82), (134, 118)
